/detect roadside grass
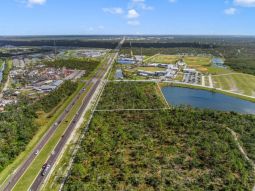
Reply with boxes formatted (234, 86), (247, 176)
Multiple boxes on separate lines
(213, 73), (255, 96)
(82, 53), (109, 81)
(43, 54), (115, 191)
(0, 83), (84, 187)
(12, 83), (93, 191)
(42, 111), (92, 191)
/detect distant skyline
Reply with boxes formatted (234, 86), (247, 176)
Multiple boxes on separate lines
(1, 0), (255, 35)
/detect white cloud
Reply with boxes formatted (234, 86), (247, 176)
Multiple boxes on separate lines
(140, 4), (154, 10)
(102, 7), (124, 15)
(129, 0), (154, 11)
(127, 9), (140, 19)
(234, 0), (255, 7)
(127, 20), (140, 26)
(169, 0), (176, 3)
(224, 7), (237, 15)
(132, 0), (145, 2)
(27, 0), (46, 6)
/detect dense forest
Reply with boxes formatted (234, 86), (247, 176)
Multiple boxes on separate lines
(63, 108), (255, 191)
(63, 81), (255, 190)
(0, 98), (37, 171)
(0, 81), (78, 172)
(44, 58), (100, 77)
(34, 80), (78, 113)
(0, 40), (118, 49)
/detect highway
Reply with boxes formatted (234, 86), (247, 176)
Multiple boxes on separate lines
(2, 38), (124, 191)
(29, 38), (124, 191)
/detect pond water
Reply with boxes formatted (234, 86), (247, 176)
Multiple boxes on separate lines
(162, 87), (255, 114)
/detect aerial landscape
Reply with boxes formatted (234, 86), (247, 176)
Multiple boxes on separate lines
(0, 0), (255, 191)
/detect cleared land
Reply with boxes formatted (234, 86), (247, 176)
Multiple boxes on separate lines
(63, 82), (255, 191)
(213, 73), (255, 96)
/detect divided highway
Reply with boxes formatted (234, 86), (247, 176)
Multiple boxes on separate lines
(2, 38), (124, 191)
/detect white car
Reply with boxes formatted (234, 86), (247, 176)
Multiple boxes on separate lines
(34, 150), (39, 155)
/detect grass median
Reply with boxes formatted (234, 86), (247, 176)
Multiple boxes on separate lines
(42, 110), (92, 191)
(0, 82), (83, 188)
(12, 83), (92, 191)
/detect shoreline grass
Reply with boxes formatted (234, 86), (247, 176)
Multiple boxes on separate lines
(160, 82), (255, 103)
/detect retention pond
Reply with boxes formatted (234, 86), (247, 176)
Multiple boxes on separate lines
(162, 87), (255, 114)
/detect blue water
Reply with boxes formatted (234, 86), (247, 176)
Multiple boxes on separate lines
(162, 87), (255, 114)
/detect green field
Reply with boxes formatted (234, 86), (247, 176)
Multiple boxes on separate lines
(184, 56), (211, 66)
(213, 73), (255, 96)
(137, 66), (165, 72)
(145, 54), (180, 64)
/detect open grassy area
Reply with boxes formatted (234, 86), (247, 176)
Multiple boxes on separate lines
(213, 73), (255, 96)
(207, 66), (233, 75)
(97, 82), (167, 110)
(63, 108), (255, 191)
(12, 83), (93, 191)
(184, 56), (211, 66)
(145, 54), (180, 64)
(137, 66), (165, 72)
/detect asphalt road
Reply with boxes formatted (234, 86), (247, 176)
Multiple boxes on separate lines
(29, 38), (124, 191)
(29, 50), (119, 191)
(2, 79), (93, 191)
(2, 38), (124, 191)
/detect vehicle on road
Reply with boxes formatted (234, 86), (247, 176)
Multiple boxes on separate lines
(34, 150), (39, 155)
(41, 164), (51, 176)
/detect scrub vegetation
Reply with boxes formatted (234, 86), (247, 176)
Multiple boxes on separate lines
(97, 82), (167, 110)
(34, 81), (78, 113)
(44, 58), (100, 77)
(63, 81), (255, 191)
(63, 108), (255, 191)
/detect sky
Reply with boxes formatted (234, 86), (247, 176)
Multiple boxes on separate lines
(0, 0), (255, 35)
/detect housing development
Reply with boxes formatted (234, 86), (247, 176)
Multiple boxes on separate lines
(1, 0), (255, 191)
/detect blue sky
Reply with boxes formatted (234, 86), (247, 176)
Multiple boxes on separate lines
(0, 0), (255, 35)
